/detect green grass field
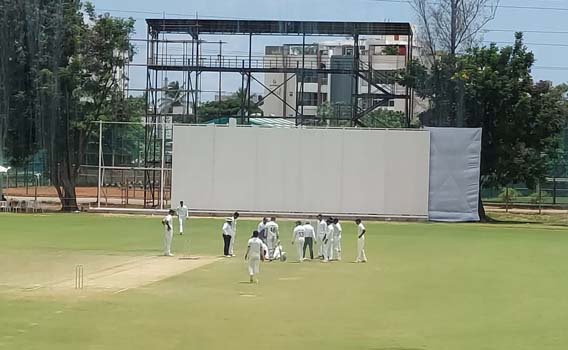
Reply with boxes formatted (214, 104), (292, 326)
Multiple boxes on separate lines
(2, 213), (568, 350)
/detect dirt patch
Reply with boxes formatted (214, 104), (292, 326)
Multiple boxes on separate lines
(0, 252), (218, 297)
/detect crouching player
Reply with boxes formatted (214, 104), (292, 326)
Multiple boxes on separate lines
(245, 231), (264, 283)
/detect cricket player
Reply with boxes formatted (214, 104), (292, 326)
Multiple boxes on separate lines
(323, 218), (334, 262)
(356, 219), (367, 262)
(245, 231), (264, 283)
(161, 209), (176, 256)
(316, 214), (327, 258)
(258, 217), (268, 243)
(302, 221), (316, 260)
(176, 201), (189, 235)
(265, 217), (279, 259)
(229, 211), (240, 256)
(332, 218), (342, 261)
(222, 217), (235, 257)
(291, 221), (306, 262)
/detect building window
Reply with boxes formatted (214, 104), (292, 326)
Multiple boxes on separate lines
(298, 92), (320, 106)
(389, 100), (395, 107)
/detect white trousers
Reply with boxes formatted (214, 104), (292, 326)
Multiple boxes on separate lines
(317, 234), (325, 257)
(248, 256), (260, 276)
(267, 235), (277, 259)
(295, 238), (305, 261)
(178, 216), (186, 233)
(357, 237), (367, 262)
(323, 238), (333, 261)
(229, 232), (236, 255)
(332, 237), (342, 260)
(164, 229), (173, 255)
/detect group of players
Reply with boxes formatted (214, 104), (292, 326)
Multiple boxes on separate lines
(161, 202), (368, 284)
(243, 214), (368, 283)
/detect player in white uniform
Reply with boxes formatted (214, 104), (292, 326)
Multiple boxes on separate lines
(291, 221), (306, 262)
(257, 217), (268, 243)
(316, 214), (327, 259)
(323, 218), (334, 262)
(176, 201), (189, 235)
(161, 209), (176, 256)
(302, 221), (316, 260)
(265, 217), (279, 259)
(245, 231), (264, 283)
(356, 219), (367, 262)
(229, 212), (240, 256)
(222, 217), (235, 257)
(332, 218), (342, 261)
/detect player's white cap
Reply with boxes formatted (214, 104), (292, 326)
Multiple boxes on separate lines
(225, 217), (234, 222)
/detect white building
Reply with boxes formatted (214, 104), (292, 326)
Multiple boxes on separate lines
(261, 34), (421, 119)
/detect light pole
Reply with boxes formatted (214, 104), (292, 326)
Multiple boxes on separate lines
(34, 173), (41, 202)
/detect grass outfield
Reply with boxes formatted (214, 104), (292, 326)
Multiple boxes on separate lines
(1, 214), (568, 349)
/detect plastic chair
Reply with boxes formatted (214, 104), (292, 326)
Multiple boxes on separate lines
(0, 201), (7, 212)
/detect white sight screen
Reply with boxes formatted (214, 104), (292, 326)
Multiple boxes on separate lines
(172, 125), (430, 218)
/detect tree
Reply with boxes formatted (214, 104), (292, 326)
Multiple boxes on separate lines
(198, 89), (262, 123)
(361, 109), (408, 128)
(409, 0), (500, 126)
(463, 35), (566, 219)
(400, 34), (568, 220)
(160, 80), (186, 114)
(411, 0), (500, 58)
(1, 1), (135, 211)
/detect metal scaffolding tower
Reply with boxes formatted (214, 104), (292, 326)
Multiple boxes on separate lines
(143, 19), (414, 208)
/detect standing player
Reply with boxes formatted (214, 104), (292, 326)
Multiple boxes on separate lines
(323, 218), (334, 262)
(245, 231), (264, 283)
(291, 221), (306, 262)
(302, 221), (316, 260)
(355, 219), (367, 263)
(332, 218), (342, 261)
(161, 209), (176, 257)
(316, 214), (327, 259)
(257, 217), (268, 243)
(229, 211), (240, 256)
(176, 201), (189, 235)
(265, 217), (279, 259)
(222, 217), (235, 257)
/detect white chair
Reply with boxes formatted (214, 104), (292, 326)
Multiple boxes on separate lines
(12, 200), (21, 213)
(32, 200), (43, 213)
(0, 201), (7, 213)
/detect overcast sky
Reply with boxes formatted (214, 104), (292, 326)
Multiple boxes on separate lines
(91, 0), (568, 99)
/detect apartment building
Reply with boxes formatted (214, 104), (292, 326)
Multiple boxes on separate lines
(261, 34), (419, 119)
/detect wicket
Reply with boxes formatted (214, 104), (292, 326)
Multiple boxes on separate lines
(75, 265), (84, 289)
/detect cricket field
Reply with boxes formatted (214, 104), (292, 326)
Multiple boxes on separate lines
(1, 213), (568, 350)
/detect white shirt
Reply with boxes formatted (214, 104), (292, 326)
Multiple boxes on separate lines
(265, 221), (279, 238)
(163, 214), (173, 232)
(232, 218), (238, 233)
(326, 223), (335, 241)
(247, 237), (263, 258)
(317, 220), (327, 237)
(334, 223), (342, 239)
(223, 222), (235, 237)
(303, 224), (315, 238)
(176, 205), (189, 218)
(358, 223), (366, 238)
(258, 221), (267, 234)
(293, 225), (306, 241)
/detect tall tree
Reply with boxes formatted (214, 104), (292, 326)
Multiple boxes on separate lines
(411, 0), (500, 58)
(410, 0), (500, 126)
(460, 35), (568, 218)
(1, 1), (134, 211)
(402, 34), (568, 220)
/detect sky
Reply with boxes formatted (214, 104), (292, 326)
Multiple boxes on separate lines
(91, 0), (568, 99)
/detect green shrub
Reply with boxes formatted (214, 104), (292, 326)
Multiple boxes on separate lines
(498, 187), (521, 204)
